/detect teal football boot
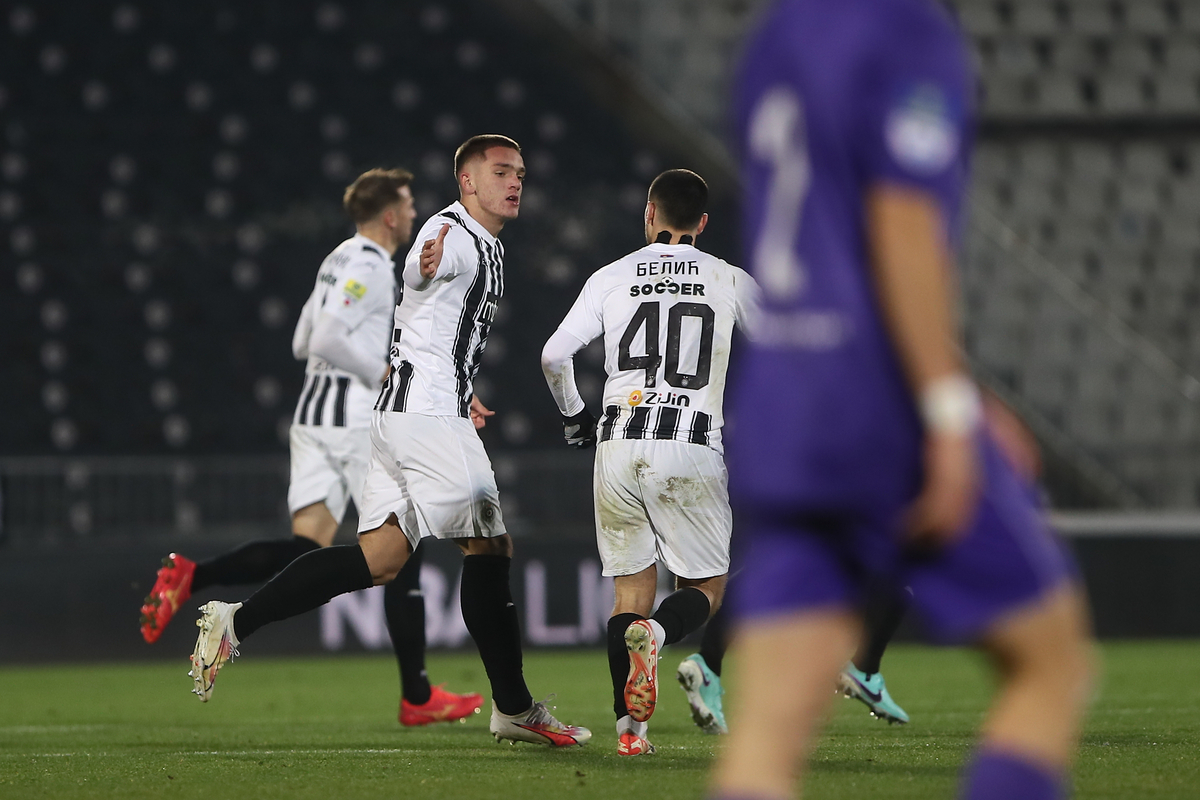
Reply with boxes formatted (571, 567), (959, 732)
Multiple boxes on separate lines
(838, 664), (909, 724)
(676, 653), (728, 734)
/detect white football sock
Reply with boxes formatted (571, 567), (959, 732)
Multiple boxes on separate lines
(648, 618), (667, 646)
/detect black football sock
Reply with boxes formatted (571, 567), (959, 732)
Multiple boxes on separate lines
(191, 535), (322, 592)
(459, 555), (533, 716)
(852, 583), (911, 675)
(608, 612), (643, 719)
(233, 544), (373, 641)
(385, 541), (431, 706)
(698, 601), (729, 676)
(651, 587), (711, 646)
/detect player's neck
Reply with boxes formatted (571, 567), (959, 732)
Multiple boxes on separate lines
(355, 225), (398, 256)
(459, 196), (506, 237)
(648, 228), (696, 246)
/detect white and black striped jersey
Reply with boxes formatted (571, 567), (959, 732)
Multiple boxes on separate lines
(376, 201), (503, 417)
(550, 241), (759, 454)
(292, 234), (397, 429)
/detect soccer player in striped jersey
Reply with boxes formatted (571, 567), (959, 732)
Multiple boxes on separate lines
(187, 136), (591, 748)
(541, 169), (759, 755)
(140, 168), (483, 726)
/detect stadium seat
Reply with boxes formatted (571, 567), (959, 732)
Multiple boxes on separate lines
(1011, 0), (1062, 36)
(1066, 1), (1117, 37)
(1120, 1), (1171, 35)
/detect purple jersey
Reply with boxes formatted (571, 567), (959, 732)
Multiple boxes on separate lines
(728, 0), (973, 514)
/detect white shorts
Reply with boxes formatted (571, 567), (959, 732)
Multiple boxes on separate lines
(357, 412), (506, 549)
(287, 425), (370, 523)
(593, 438), (732, 580)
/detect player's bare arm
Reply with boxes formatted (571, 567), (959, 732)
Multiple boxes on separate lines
(866, 184), (981, 548)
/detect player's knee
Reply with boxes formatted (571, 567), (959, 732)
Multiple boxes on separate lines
(364, 548), (405, 584)
(678, 574), (727, 612)
(373, 565), (400, 584)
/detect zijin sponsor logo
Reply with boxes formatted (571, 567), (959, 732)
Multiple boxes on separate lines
(630, 390), (689, 408)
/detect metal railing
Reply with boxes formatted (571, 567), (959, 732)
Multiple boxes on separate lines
(0, 452), (597, 548)
(964, 195), (1200, 508)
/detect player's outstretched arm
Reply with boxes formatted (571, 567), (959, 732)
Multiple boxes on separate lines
(866, 184), (981, 548)
(309, 312), (389, 388)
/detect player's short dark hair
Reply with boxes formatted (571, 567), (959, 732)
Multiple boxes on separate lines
(648, 169), (708, 229)
(343, 168), (413, 224)
(454, 134), (522, 178)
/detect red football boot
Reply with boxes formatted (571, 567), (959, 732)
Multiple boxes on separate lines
(617, 731), (656, 756)
(399, 684), (485, 726)
(139, 553), (196, 643)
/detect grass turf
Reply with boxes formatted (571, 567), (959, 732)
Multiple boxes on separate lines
(0, 641), (1197, 799)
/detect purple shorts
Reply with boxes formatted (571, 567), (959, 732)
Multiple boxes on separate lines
(729, 438), (1076, 644)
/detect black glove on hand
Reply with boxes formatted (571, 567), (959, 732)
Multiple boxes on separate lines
(562, 408), (597, 449)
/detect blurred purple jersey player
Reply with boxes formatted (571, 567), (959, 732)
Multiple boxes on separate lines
(709, 2), (1095, 800)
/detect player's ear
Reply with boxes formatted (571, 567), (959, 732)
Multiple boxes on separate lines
(696, 213), (708, 235)
(645, 202), (655, 227)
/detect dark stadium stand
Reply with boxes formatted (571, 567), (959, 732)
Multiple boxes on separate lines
(2, 1), (732, 456)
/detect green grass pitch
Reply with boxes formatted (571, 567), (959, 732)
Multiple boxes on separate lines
(1, 641), (1197, 799)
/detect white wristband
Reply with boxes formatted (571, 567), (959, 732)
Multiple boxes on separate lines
(920, 374), (982, 436)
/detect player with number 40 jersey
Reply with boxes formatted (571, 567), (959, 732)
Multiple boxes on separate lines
(547, 208), (758, 454)
(542, 169), (759, 756)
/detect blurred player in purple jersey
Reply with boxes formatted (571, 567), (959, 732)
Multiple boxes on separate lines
(709, 2), (1095, 800)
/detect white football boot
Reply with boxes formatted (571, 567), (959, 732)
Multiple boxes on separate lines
(189, 601), (241, 702)
(489, 700), (592, 746)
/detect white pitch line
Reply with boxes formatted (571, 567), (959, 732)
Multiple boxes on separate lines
(0, 725), (111, 734)
(2, 749), (430, 758)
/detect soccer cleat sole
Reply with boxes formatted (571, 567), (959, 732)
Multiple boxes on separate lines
(140, 554), (195, 644)
(623, 621), (658, 723)
(189, 602), (239, 702)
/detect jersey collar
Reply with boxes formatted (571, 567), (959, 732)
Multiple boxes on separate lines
(644, 242), (698, 254)
(353, 233), (390, 260)
(443, 201), (498, 243)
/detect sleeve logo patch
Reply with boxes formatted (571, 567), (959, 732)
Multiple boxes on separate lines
(342, 279), (368, 301)
(884, 83), (959, 176)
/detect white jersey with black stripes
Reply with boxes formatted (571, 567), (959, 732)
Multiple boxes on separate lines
(292, 233), (397, 429)
(545, 241), (759, 453)
(377, 201), (504, 417)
